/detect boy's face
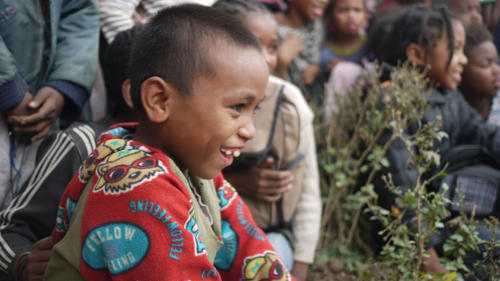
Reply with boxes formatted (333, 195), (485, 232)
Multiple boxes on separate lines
(161, 45), (269, 179)
(450, 0), (482, 26)
(461, 41), (500, 98)
(426, 20), (468, 90)
(332, 0), (366, 36)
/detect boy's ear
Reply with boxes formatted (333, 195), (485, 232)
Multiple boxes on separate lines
(122, 79), (134, 110)
(406, 43), (426, 67)
(140, 76), (175, 123)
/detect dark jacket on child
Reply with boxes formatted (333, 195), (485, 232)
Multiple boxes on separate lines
(374, 88), (500, 247)
(0, 123), (96, 281)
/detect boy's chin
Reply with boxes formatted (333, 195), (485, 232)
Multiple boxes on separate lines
(190, 167), (221, 180)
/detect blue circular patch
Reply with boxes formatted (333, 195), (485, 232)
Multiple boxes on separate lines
(82, 222), (150, 275)
(214, 220), (238, 270)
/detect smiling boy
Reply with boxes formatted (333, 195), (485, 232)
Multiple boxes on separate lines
(43, 4), (295, 281)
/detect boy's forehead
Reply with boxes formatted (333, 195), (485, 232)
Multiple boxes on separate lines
(194, 42), (266, 79)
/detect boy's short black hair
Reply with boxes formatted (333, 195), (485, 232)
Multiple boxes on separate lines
(102, 25), (144, 118)
(213, 0), (272, 20)
(464, 22), (493, 55)
(128, 4), (263, 112)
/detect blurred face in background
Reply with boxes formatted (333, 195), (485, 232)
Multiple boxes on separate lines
(331, 0), (366, 36)
(448, 0), (482, 25)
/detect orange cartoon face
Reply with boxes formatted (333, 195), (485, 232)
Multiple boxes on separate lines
(94, 149), (166, 195)
(242, 251), (288, 281)
(79, 139), (127, 182)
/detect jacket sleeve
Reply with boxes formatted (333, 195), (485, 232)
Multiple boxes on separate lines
(0, 124), (95, 279)
(214, 177), (296, 281)
(291, 111), (321, 264)
(47, 0), (99, 109)
(454, 92), (500, 156)
(0, 36), (29, 112)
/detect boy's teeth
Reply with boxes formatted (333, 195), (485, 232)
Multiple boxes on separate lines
(221, 148), (240, 157)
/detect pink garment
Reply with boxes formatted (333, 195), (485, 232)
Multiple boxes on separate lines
(323, 62), (364, 123)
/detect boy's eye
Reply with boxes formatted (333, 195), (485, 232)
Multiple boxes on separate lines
(269, 44), (278, 53)
(231, 103), (246, 112)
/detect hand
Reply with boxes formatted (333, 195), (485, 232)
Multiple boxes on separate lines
(302, 64), (320, 86)
(291, 261), (309, 281)
(7, 92), (36, 118)
(23, 236), (54, 281)
(8, 87), (65, 142)
(224, 157), (294, 202)
(422, 247), (448, 275)
(275, 33), (304, 78)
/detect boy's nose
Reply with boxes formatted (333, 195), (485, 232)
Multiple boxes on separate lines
(238, 118), (256, 141)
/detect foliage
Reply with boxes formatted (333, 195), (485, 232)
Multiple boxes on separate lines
(314, 63), (498, 280)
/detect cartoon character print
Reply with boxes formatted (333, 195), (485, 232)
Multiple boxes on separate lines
(217, 180), (237, 210)
(79, 139), (127, 182)
(93, 149), (166, 195)
(185, 206), (207, 256)
(242, 251), (289, 281)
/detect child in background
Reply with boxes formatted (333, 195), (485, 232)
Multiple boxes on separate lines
(434, 0), (483, 26)
(370, 4), (500, 276)
(274, 0), (328, 98)
(214, 1), (321, 280)
(460, 22), (500, 121)
(321, 0), (370, 123)
(44, 4), (295, 281)
(320, 0), (368, 71)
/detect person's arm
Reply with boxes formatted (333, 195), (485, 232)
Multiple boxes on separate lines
(0, 36), (30, 114)
(215, 177), (296, 281)
(46, 0), (99, 118)
(275, 32), (304, 79)
(0, 124), (95, 280)
(290, 106), (321, 281)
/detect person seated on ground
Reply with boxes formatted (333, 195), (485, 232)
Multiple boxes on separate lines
(320, 0), (368, 73)
(44, 4), (296, 280)
(214, 1), (321, 280)
(0, 123), (96, 281)
(0, 0), (99, 213)
(274, 0), (328, 100)
(0, 26), (145, 281)
(369, 4), (500, 277)
(321, 0), (372, 122)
